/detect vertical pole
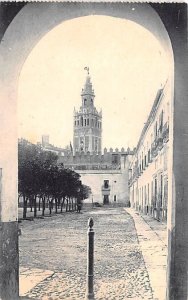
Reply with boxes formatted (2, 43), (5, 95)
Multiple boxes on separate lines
(85, 217), (95, 300)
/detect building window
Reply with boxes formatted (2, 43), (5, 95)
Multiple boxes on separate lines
(148, 149), (151, 163)
(159, 110), (164, 132)
(154, 178), (157, 208)
(104, 180), (109, 188)
(84, 119), (87, 126)
(74, 120), (76, 126)
(84, 99), (87, 106)
(154, 121), (158, 138)
(77, 120), (79, 126)
(144, 155), (147, 167)
(75, 137), (79, 149)
(81, 117), (83, 127)
(160, 174), (163, 207)
(112, 154), (118, 164)
(95, 138), (98, 151)
(85, 136), (89, 149)
(87, 119), (89, 126)
(98, 139), (101, 151)
(151, 181), (153, 207)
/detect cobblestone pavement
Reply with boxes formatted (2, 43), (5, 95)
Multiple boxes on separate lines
(19, 207), (154, 299)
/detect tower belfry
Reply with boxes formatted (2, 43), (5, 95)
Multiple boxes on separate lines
(73, 70), (102, 154)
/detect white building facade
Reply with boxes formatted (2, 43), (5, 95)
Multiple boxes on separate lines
(129, 81), (170, 222)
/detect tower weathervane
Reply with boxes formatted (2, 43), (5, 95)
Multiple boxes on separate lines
(84, 66), (90, 75)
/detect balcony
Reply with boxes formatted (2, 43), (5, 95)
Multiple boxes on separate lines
(162, 122), (169, 143)
(151, 140), (158, 158)
(101, 184), (111, 196)
(101, 184), (111, 192)
(128, 178), (132, 186)
(156, 132), (164, 150)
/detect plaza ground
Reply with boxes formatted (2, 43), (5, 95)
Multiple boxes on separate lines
(19, 206), (167, 300)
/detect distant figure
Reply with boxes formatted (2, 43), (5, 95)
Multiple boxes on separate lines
(113, 195), (116, 207)
(77, 200), (82, 213)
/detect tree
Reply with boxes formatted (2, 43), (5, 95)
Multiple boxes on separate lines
(18, 139), (58, 218)
(18, 139), (92, 219)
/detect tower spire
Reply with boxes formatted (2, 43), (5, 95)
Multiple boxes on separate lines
(81, 68), (95, 99)
(73, 69), (102, 155)
(84, 66), (90, 75)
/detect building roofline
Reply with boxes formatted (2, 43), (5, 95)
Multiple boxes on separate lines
(136, 80), (168, 152)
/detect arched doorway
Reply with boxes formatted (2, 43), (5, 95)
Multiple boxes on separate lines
(0, 3), (187, 300)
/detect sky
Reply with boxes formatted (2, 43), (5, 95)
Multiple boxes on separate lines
(18, 15), (170, 150)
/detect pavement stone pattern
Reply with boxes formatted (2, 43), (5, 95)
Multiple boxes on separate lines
(125, 208), (167, 300)
(19, 268), (54, 296)
(19, 207), (154, 299)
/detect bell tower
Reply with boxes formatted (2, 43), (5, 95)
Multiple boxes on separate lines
(73, 68), (102, 154)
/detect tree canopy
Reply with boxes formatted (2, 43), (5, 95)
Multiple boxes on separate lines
(18, 139), (91, 218)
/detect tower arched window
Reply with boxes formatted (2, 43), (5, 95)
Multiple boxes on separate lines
(81, 117), (83, 127)
(84, 99), (87, 106)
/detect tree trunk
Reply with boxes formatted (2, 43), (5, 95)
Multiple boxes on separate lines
(42, 196), (45, 216)
(46, 197), (49, 208)
(34, 196), (37, 217)
(38, 197), (41, 211)
(69, 198), (71, 211)
(55, 198), (58, 213)
(61, 197), (65, 213)
(58, 198), (60, 209)
(71, 198), (74, 211)
(30, 198), (33, 212)
(23, 195), (27, 219)
(49, 199), (52, 215)
(66, 198), (68, 212)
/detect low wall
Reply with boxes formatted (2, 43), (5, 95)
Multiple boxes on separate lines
(79, 170), (129, 205)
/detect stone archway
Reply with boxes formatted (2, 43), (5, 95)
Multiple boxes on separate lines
(0, 3), (187, 300)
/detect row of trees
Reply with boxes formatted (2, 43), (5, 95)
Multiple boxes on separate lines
(18, 139), (91, 219)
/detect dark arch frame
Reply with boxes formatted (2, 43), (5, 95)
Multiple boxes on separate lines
(0, 3), (187, 300)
